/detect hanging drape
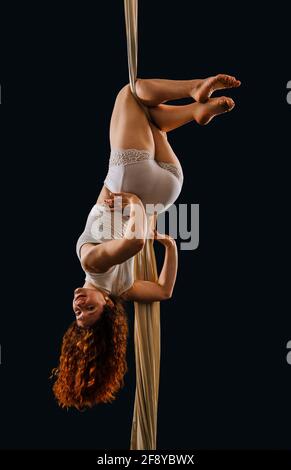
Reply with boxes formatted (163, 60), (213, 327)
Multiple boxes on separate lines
(124, 0), (161, 450)
(123, 0), (152, 122)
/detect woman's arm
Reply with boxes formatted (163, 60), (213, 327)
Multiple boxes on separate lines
(81, 193), (147, 273)
(122, 232), (178, 302)
(157, 235), (178, 298)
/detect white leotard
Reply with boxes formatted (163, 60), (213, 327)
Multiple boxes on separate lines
(76, 204), (135, 296)
(76, 148), (183, 296)
(104, 148), (183, 213)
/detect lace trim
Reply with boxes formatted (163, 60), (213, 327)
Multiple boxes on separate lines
(157, 162), (183, 181)
(109, 148), (153, 167)
(108, 148), (183, 182)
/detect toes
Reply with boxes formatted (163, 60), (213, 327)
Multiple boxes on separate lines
(216, 74), (241, 88)
(216, 73), (228, 81)
(228, 76), (241, 87)
(215, 74), (231, 85)
(219, 97), (235, 111)
(194, 74), (241, 104)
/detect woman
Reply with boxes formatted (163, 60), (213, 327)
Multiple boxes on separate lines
(52, 74), (240, 409)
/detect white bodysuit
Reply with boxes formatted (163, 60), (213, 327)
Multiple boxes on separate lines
(76, 148), (183, 296)
(76, 204), (134, 296)
(104, 148), (183, 213)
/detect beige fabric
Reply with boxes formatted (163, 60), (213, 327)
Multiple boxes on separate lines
(123, 0), (138, 97)
(130, 216), (161, 450)
(123, 0), (152, 122)
(124, 0), (161, 450)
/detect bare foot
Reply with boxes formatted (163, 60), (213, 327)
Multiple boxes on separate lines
(194, 96), (235, 125)
(191, 74), (241, 103)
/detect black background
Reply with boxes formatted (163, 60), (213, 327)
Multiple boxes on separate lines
(0, 0), (290, 450)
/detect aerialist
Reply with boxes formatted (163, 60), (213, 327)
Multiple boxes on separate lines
(52, 74), (241, 409)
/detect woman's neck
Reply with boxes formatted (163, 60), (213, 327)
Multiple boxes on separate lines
(83, 281), (110, 296)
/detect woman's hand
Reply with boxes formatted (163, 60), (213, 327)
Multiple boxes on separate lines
(153, 229), (176, 248)
(103, 191), (142, 211)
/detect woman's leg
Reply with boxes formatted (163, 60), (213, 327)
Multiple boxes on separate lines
(136, 75), (240, 106)
(109, 84), (235, 163)
(147, 96), (235, 132)
(110, 77), (239, 147)
(109, 84), (154, 152)
(149, 122), (180, 166)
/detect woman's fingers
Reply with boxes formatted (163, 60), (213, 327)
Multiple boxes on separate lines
(154, 231), (176, 247)
(109, 191), (141, 203)
(103, 198), (131, 212)
(105, 194), (130, 205)
(109, 191), (131, 199)
(111, 191), (132, 196)
(104, 198), (127, 206)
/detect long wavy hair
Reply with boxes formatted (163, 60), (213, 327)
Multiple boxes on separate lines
(51, 295), (129, 410)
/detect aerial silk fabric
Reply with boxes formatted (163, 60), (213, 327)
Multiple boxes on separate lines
(124, 0), (161, 450)
(130, 218), (161, 450)
(123, 0), (153, 123)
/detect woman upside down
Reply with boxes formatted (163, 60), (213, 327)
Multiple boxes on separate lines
(52, 74), (241, 410)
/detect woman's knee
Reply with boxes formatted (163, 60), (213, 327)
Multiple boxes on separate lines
(135, 79), (158, 106)
(149, 121), (168, 140)
(112, 84), (136, 116)
(116, 83), (132, 100)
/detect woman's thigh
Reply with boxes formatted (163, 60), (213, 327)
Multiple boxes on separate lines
(149, 122), (181, 165)
(110, 85), (155, 152)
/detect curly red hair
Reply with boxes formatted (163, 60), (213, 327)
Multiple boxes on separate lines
(51, 295), (128, 410)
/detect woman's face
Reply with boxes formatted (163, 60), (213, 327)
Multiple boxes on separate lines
(73, 287), (107, 328)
